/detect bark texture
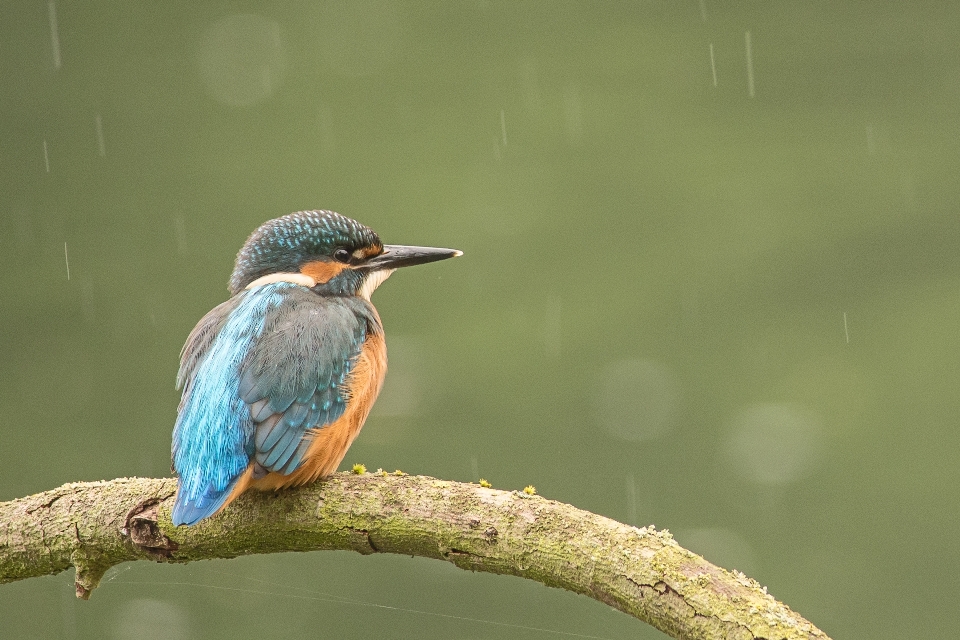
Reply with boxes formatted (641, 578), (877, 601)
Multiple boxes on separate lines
(0, 474), (830, 640)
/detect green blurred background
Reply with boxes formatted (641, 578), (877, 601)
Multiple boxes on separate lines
(3, 1), (959, 638)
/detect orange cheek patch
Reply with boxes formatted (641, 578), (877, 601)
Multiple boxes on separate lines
(354, 245), (383, 260)
(300, 260), (348, 284)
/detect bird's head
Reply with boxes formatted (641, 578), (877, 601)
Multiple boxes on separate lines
(228, 210), (460, 298)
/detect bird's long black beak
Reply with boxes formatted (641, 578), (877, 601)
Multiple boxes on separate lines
(365, 244), (462, 271)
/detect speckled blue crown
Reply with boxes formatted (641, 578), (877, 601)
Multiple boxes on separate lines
(228, 211), (382, 293)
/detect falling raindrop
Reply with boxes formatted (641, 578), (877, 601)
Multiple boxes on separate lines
(745, 31), (755, 98)
(843, 312), (850, 344)
(48, 1), (61, 69)
(64, 242), (70, 280)
(709, 43), (717, 87)
(95, 114), (106, 157)
(174, 217), (188, 253)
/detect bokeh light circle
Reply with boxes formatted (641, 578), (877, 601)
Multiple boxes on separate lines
(197, 14), (287, 107)
(724, 402), (824, 485)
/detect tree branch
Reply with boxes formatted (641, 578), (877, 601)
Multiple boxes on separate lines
(1, 474), (829, 640)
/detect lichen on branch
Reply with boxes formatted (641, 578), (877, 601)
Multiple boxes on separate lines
(0, 474), (830, 640)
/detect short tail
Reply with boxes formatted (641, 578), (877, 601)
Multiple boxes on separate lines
(172, 478), (238, 526)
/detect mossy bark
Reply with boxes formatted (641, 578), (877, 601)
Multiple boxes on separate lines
(0, 474), (830, 640)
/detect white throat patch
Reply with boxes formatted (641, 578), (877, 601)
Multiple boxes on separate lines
(359, 269), (395, 301)
(245, 272), (316, 290)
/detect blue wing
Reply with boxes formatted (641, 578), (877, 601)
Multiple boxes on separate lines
(237, 289), (367, 477)
(171, 283), (367, 526)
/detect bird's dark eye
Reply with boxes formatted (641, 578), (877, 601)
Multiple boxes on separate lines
(333, 248), (351, 264)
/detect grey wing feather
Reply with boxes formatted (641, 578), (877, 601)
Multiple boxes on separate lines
(237, 290), (368, 475)
(176, 297), (242, 393)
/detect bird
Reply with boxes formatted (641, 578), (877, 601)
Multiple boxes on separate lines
(171, 210), (460, 526)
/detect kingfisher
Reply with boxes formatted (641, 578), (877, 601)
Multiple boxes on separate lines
(171, 210), (460, 526)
